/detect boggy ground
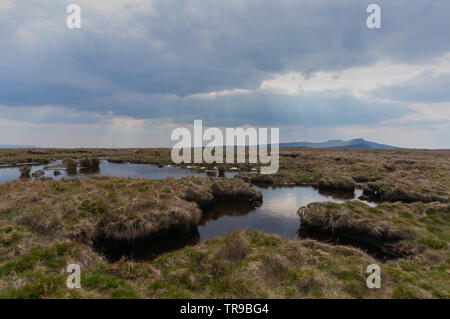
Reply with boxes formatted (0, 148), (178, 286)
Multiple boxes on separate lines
(0, 148), (171, 166)
(2, 148), (449, 203)
(0, 177), (448, 298)
(1, 225), (447, 298)
(239, 148), (450, 203)
(299, 201), (449, 259)
(0, 148), (449, 299)
(0, 177), (261, 244)
(298, 201), (449, 299)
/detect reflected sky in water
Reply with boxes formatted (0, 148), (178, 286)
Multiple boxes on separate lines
(199, 185), (367, 241)
(0, 160), (237, 183)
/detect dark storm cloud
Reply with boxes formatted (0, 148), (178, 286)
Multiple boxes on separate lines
(0, 0), (449, 127)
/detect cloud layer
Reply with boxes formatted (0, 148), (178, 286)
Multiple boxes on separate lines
(1, 0), (449, 148)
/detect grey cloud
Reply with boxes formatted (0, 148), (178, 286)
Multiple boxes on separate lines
(371, 73), (450, 103)
(0, 0), (448, 131)
(68, 89), (410, 127)
(0, 105), (109, 125)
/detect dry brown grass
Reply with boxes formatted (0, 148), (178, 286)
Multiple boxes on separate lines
(0, 147), (448, 299)
(19, 166), (31, 178)
(216, 233), (250, 262)
(299, 201), (449, 259)
(240, 148), (450, 202)
(1, 147), (448, 203)
(0, 177), (261, 243)
(0, 211), (448, 298)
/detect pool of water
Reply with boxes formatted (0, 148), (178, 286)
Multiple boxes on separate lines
(1, 159), (375, 261)
(0, 160), (237, 183)
(199, 186), (367, 241)
(94, 184), (373, 261)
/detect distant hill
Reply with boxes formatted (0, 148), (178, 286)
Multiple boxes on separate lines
(279, 138), (400, 149)
(0, 145), (35, 149)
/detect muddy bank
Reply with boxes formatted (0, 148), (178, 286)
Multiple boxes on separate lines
(297, 228), (403, 260)
(93, 229), (201, 262)
(185, 178), (262, 209)
(297, 202), (431, 258)
(360, 181), (449, 203)
(237, 174), (357, 194)
(318, 177), (355, 192)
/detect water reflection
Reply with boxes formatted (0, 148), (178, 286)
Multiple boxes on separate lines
(66, 167), (78, 176)
(0, 160), (238, 183)
(317, 188), (355, 199)
(206, 170), (218, 177)
(79, 167), (100, 175)
(97, 161), (237, 179)
(0, 166), (21, 182)
(200, 202), (256, 225)
(197, 185), (356, 242)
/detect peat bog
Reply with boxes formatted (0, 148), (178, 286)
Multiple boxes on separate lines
(0, 148), (448, 298)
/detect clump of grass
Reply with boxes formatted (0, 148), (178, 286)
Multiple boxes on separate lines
(216, 233), (250, 262)
(64, 159), (78, 175)
(299, 201), (449, 260)
(318, 176), (355, 192)
(19, 165), (31, 178)
(250, 174), (274, 185)
(218, 165), (225, 178)
(17, 211), (62, 236)
(147, 231), (388, 298)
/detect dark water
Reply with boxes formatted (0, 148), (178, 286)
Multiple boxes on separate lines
(0, 160), (237, 183)
(199, 186), (366, 241)
(1, 160), (376, 261)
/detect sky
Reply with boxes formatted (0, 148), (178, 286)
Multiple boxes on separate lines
(1, 0), (449, 148)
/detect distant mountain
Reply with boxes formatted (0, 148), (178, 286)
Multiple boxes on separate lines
(279, 138), (400, 149)
(0, 145), (35, 149)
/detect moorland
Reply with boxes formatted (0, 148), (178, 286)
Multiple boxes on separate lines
(0, 147), (448, 298)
